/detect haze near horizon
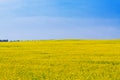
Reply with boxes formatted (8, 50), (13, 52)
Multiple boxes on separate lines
(0, 0), (120, 40)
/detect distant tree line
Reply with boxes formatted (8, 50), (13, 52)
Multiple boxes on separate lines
(0, 39), (21, 42)
(0, 39), (8, 42)
(10, 40), (20, 42)
(0, 39), (49, 42)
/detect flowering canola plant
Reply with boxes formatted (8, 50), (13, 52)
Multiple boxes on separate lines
(0, 40), (120, 80)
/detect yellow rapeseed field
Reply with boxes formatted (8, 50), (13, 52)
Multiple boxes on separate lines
(0, 40), (120, 80)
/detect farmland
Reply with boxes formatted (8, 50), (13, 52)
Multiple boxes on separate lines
(0, 40), (120, 80)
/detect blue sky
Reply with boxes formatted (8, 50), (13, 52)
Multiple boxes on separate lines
(0, 0), (120, 40)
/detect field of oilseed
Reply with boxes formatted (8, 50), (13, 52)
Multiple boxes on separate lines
(0, 40), (120, 80)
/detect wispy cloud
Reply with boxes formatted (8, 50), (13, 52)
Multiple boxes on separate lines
(0, 16), (119, 40)
(0, 0), (22, 17)
(0, 0), (10, 2)
(0, 0), (119, 40)
(0, 0), (18, 4)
